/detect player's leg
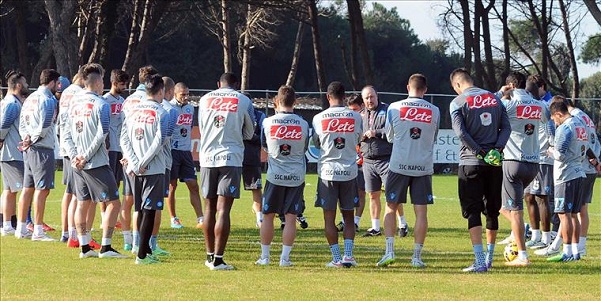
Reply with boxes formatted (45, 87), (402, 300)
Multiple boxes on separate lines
(577, 173), (595, 256)
(524, 193), (540, 243)
(340, 179), (358, 267)
(1, 191), (17, 235)
(67, 194), (78, 247)
(75, 199), (95, 257)
(257, 181), (277, 265)
(121, 172), (134, 251)
(167, 152), (181, 228)
(323, 208), (341, 265)
(378, 201), (398, 267)
(257, 213), (275, 265)
(364, 161), (382, 236)
(203, 197), (217, 265)
(213, 195), (234, 268)
(16, 187), (34, 238)
(85, 202), (99, 249)
(149, 170), (170, 256)
(548, 179), (579, 262)
(185, 179), (204, 227)
(280, 213), (297, 266)
(31, 188), (51, 240)
(410, 175), (433, 268)
(459, 165), (488, 272)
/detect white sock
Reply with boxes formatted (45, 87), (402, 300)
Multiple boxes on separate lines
(3, 221), (13, 229)
(578, 237), (587, 251)
(86, 232), (92, 242)
(101, 237), (111, 246)
(171, 217), (176, 223)
(100, 211), (105, 224)
(550, 232), (562, 249)
(571, 243), (579, 256)
(33, 224), (43, 235)
(79, 234), (90, 246)
(531, 229), (541, 241)
(62, 230), (69, 237)
(518, 250), (528, 260)
(563, 244), (572, 256)
(197, 216), (204, 224)
(261, 244), (270, 259)
(16, 222), (25, 234)
(281, 245), (292, 261)
(413, 243), (423, 260)
(255, 212), (262, 224)
(354, 216), (361, 226)
(385, 236), (394, 255)
(398, 215), (407, 227)
(122, 230), (133, 245)
(371, 219), (380, 231)
(541, 231), (551, 244)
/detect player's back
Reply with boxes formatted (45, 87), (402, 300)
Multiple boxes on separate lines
(68, 91), (110, 169)
(387, 97), (440, 176)
(570, 107), (600, 174)
(312, 106), (362, 181)
(502, 89), (544, 163)
(59, 85), (84, 156)
(197, 87), (253, 168)
(263, 112), (309, 187)
(553, 117), (587, 184)
(0, 94), (23, 161)
(20, 86), (56, 149)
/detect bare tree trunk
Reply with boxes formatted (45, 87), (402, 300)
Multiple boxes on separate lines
(480, 0), (497, 90)
(286, 20), (304, 87)
(44, 0), (78, 79)
(472, 1), (484, 88)
(122, 0), (144, 84)
(221, 0), (232, 73)
(459, 0), (472, 73)
(88, 0), (119, 66)
(240, 3), (252, 91)
(584, 0), (601, 26)
(307, 0), (328, 109)
(501, 0), (510, 81)
(346, 1), (360, 89)
(558, 0), (579, 99)
(347, 0), (373, 85)
(339, 37), (358, 90)
(77, 0), (96, 66)
(31, 36), (54, 87)
(14, 1), (30, 78)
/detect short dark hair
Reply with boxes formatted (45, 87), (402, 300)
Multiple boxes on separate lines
(527, 74), (545, 89)
(505, 71), (526, 89)
(219, 73), (238, 86)
(327, 81), (345, 100)
(346, 94), (363, 107)
(408, 73), (427, 91)
(525, 81), (539, 99)
(162, 76), (175, 92)
(174, 82), (188, 92)
(6, 71), (25, 90)
(81, 63), (104, 87)
(138, 65), (158, 83)
(146, 74), (164, 95)
(40, 69), (60, 85)
(549, 95), (569, 115)
(110, 69), (130, 83)
(449, 68), (472, 84)
(277, 85), (296, 107)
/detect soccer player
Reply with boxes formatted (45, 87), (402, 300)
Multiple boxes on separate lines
(564, 98), (600, 257)
(449, 68), (511, 272)
(120, 74), (169, 264)
(313, 81), (363, 268)
(360, 86), (408, 237)
(0, 71), (28, 236)
(63, 63), (126, 259)
(255, 85), (309, 267)
(167, 82), (204, 229)
(336, 95), (366, 232)
(120, 65), (158, 252)
(197, 73), (254, 270)
(546, 96), (588, 262)
(242, 92), (266, 228)
(16, 69), (61, 241)
(497, 71), (545, 267)
(377, 74), (439, 268)
(523, 75), (556, 250)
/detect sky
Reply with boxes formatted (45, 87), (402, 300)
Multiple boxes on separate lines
(373, 0), (601, 78)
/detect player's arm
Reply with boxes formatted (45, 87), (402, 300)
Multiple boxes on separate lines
(63, 104), (78, 160)
(137, 110), (168, 170)
(385, 107), (394, 143)
(450, 102), (485, 155)
(260, 119), (268, 152)
(81, 101), (110, 162)
(119, 117), (139, 173)
(495, 103), (511, 150)
(311, 118), (321, 149)
(248, 111), (265, 145)
(0, 101), (19, 141)
(165, 109), (177, 142)
(552, 125), (571, 162)
(355, 114), (364, 144)
(303, 122), (310, 152)
(30, 96), (55, 144)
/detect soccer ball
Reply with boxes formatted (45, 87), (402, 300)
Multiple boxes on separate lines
(504, 242), (519, 262)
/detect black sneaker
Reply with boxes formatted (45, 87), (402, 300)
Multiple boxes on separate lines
(280, 221), (285, 230)
(336, 221), (345, 232)
(354, 223), (360, 233)
(363, 228), (382, 237)
(398, 226), (409, 238)
(297, 216), (309, 229)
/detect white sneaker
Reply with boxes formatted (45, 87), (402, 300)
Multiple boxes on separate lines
(80, 250), (99, 258)
(15, 230), (32, 239)
(210, 263), (235, 270)
(579, 248), (586, 257)
(99, 250), (128, 258)
(31, 232), (56, 242)
(376, 253), (395, 267)
(204, 260), (213, 268)
(497, 235), (514, 245)
(255, 257), (270, 266)
(131, 245), (139, 255)
(325, 260), (343, 268)
(534, 245), (560, 256)
(279, 259), (293, 267)
(411, 257), (426, 268)
(1, 227), (15, 236)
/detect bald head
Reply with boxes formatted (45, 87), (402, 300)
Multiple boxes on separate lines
(361, 85), (378, 110)
(162, 76), (175, 101)
(174, 82), (190, 105)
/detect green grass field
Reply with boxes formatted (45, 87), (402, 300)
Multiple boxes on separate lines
(1, 173), (600, 300)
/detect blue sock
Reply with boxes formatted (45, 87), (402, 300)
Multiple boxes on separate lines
(486, 243), (495, 263)
(473, 244), (485, 266)
(150, 235), (158, 250)
(26, 206), (32, 224)
(343, 239), (354, 258)
(329, 244), (342, 262)
(133, 231), (140, 247)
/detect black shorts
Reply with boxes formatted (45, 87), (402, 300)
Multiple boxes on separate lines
(133, 174), (165, 211)
(363, 159), (389, 192)
(554, 178), (583, 214)
(164, 169), (170, 198)
(23, 147), (55, 190)
(314, 178), (359, 211)
(122, 167), (134, 196)
(262, 181), (304, 215)
(242, 165), (262, 190)
(108, 151), (123, 184)
(524, 164), (553, 196)
(581, 173), (597, 204)
(199, 166), (242, 199)
(170, 150), (197, 182)
(357, 167), (365, 191)
(385, 171), (433, 205)
(72, 165), (120, 203)
(458, 165), (502, 220)
(62, 157), (74, 194)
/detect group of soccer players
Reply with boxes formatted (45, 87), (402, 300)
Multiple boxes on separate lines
(1, 65), (598, 270)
